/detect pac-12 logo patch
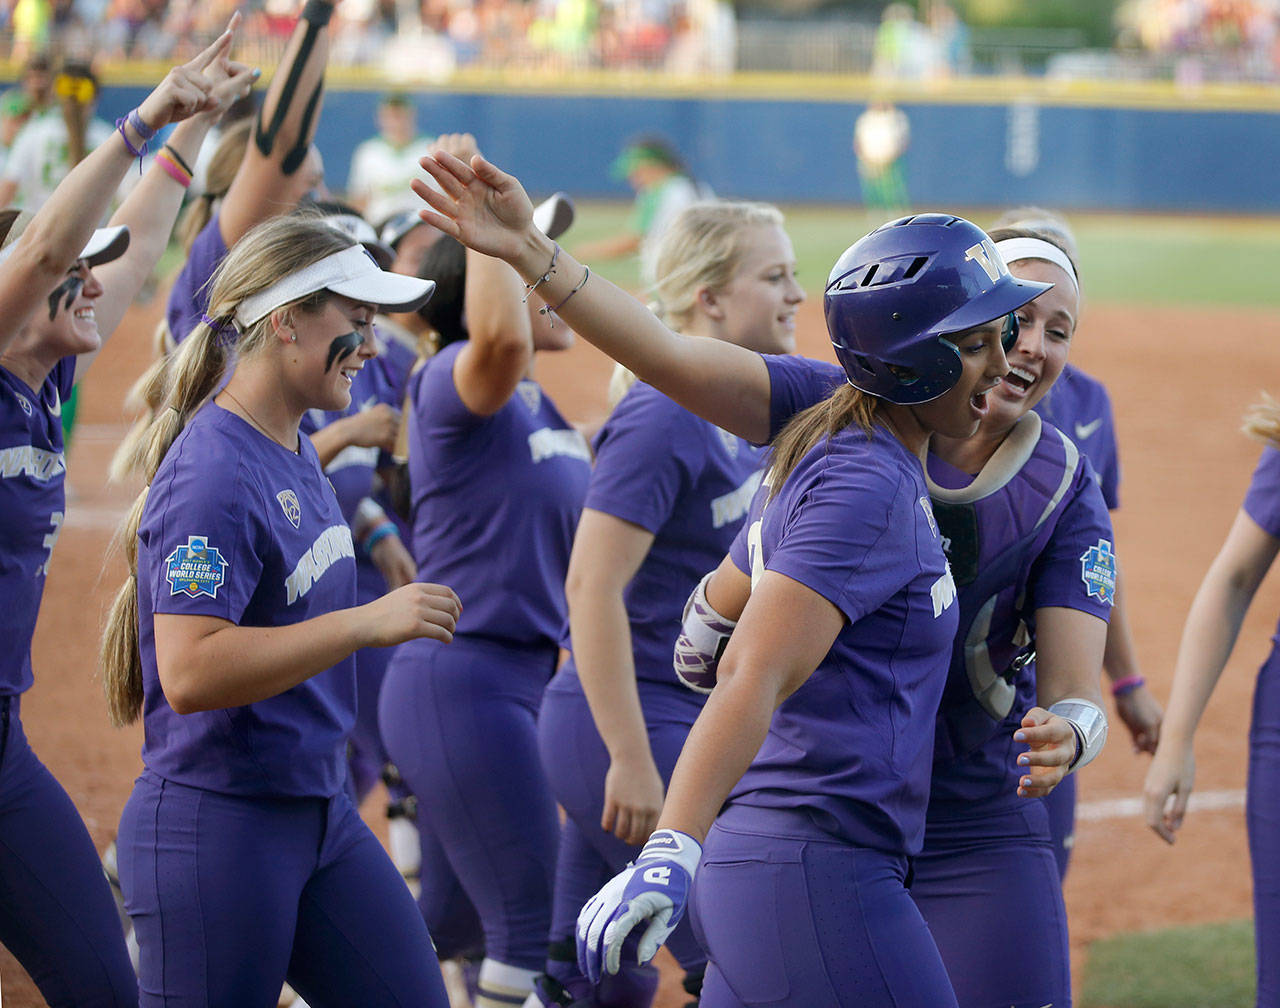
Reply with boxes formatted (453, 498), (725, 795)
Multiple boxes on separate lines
(1080, 539), (1116, 605)
(277, 489), (301, 529)
(165, 535), (229, 599)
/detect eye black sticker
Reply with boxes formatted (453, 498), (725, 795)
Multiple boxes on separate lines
(48, 274), (83, 321)
(325, 330), (362, 372)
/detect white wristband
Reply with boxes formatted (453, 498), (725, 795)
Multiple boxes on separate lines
(1048, 697), (1108, 773)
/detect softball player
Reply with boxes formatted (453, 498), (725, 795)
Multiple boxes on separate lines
(1144, 395), (1280, 1005)
(100, 214), (454, 1006)
(669, 229), (1122, 1007)
(0, 26), (251, 1005)
(1004, 210), (1162, 880)
(531, 201), (798, 1007)
(380, 135), (591, 1008)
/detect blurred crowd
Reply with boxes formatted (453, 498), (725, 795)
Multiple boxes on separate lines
(1117, 0), (1280, 78)
(0, 0), (737, 73)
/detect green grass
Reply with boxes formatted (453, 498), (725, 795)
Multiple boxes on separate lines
(1078, 919), (1256, 1008)
(567, 200), (1280, 308)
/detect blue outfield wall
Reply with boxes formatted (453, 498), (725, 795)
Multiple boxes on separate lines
(96, 85), (1280, 213)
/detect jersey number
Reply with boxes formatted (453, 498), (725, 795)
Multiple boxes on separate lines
(39, 510), (63, 576)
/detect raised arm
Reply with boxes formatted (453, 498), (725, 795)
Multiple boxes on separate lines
(0, 51), (222, 357)
(567, 509), (664, 846)
(217, 0), (334, 246)
(415, 151), (775, 443)
(1143, 509), (1280, 843)
(82, 18), (257, 376)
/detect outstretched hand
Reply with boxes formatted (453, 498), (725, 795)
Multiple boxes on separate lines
(1014, 706), (1078, 798)
(137, 14), (255, 130)
(413, 150), (536, 264)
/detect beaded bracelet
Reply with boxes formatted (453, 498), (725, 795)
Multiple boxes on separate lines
(522, 242), (559, 304)
(1110, 674), (1146, 697)
(154, 150), (192, 189)
(540, 265), (589, 327)
(362, 521), (398, 555)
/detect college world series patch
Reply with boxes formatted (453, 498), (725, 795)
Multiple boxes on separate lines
(165, 535), (229, 599)
(1080, 538), (1117, 605)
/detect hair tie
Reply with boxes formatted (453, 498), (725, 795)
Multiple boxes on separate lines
(201, 312), (240, 349)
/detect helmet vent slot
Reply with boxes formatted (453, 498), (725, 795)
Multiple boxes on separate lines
(903, 256), (929, 279)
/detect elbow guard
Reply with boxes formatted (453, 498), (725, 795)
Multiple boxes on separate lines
(1048, 697), (1108, 773)
(672, 572), (737, 694)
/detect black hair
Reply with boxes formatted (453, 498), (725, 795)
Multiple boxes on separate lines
(416, 234), (467, 349)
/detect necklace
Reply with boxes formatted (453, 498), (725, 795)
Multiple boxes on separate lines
(221, 388), (297, 453)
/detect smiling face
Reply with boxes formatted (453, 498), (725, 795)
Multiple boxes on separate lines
(708, 223), (805, 355)
(983, 258), (1078, 434)
(286, 293), (377, 413)
(35, 259), (103, 361)
(906, 317), (1012, 440)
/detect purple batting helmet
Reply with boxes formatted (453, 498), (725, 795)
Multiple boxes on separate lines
(825, 213), (1051, 405)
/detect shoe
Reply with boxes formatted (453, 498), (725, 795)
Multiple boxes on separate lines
(533, 193), (575, 240)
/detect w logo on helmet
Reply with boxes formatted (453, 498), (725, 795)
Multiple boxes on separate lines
(277, 490), (301, 529)
(963, 240), (1006, 283)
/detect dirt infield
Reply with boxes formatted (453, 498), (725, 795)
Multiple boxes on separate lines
(3, 292), (1278, 1006)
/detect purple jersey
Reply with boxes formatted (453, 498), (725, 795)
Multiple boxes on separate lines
(0, 357), (74, 695)
(729, 423), (958, 856)
(136, 403), (357, 797)
(406, 341), (590, 647)
(166, 212), (229, 346)
(1033, 363), (1120, 509)
(564, 381), (764, 687)
(926, 413), (1114, 812)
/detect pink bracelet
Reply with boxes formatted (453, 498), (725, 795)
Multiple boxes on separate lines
(1110, 674), (1146, 697)
(153, 150), (191, 189)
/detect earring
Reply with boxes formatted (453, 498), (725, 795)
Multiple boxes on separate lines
(290, 334), (297, 343)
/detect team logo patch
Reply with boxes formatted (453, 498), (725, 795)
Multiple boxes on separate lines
(14, 392), (31, 416)
(517, 382), (541, 414)
(165, 535), (229, 599)
(277, 489), (301, 529)
(1080, 539), (1117, 605)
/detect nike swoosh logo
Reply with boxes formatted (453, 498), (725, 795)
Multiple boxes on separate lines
(1074, 418), (1103, 440)
(48, 392), (61, 417)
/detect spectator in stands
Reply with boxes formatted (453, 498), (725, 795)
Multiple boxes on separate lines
(0, 52), (52, 176)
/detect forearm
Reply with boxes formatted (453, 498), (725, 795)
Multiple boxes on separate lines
(657, 666), (779, 841)
(0, 129), (140, 344)
(159, 606), (369, 712)
(308, 418), (357, 467)
(571, 588), (652, 764)
(509, 230), (774, 444)
(255, 1), (330, 170)
(94, 119), (217, 338)
(1161, 576), (1252, 747)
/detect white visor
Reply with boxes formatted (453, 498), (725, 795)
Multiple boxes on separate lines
(0, 222), (130, 268)
(322, 213), (394, 269)
(81, 224), (130, 267)
(234, 245), (436, 329)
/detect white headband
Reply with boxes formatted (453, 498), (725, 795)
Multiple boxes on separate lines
(994, 237), (1079, 296)
(234, 244), (434, 329)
